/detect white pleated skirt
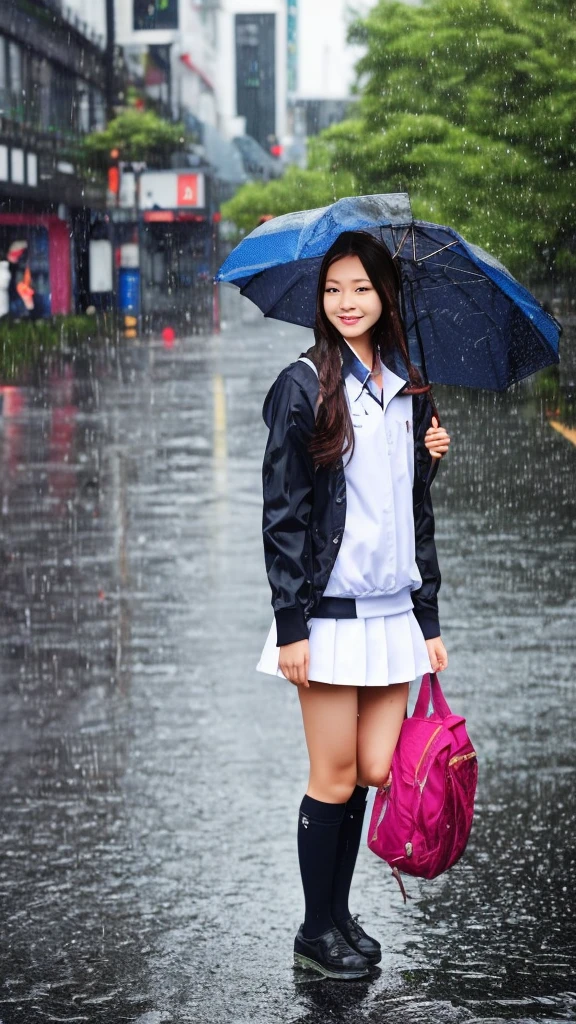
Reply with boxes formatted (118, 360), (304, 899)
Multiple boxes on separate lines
(256, 608), (433, 687)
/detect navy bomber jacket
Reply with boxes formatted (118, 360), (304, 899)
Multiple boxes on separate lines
(261, 347), (442, 647)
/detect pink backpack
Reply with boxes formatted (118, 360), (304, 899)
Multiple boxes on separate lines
(367, 672), (477, 900)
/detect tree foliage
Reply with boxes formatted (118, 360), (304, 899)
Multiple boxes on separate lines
(83, 110), (187, 167)
(222, 154), (355, 234)
(224, 0), (576, 274)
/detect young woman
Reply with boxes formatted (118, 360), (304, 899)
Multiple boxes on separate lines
(256, 231), (451, 980)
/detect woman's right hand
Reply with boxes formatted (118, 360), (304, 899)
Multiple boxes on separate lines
(279, 639), (310, 687)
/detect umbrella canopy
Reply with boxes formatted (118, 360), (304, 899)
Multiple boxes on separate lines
(216, 194), (561, 391)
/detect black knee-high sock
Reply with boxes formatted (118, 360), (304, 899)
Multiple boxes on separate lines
(331, 785), (369, 926)
(297, 794), (347, 939)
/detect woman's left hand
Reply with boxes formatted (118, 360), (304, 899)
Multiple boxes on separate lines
(425, 636), (448, 672)
(425, 416), (451, 459)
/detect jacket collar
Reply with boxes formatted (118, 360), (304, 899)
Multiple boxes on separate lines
(339, 338), (409, 412)
(339, 337), (372, 388)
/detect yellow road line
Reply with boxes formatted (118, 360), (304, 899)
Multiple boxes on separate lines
(549, 419), (576, 447)
(212, 372), (228, 502)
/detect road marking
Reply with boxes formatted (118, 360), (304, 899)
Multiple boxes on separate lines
(549, 419), (576, 447)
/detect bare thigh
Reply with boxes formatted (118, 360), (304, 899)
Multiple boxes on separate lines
(298, 681), (359, 804)
(356, 682), (409, 789)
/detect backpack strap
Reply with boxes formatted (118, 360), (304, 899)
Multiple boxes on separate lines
(413, 672), (452, 719)
(391, 866), (412, 904)
(298, 355), (318, 377)
(298, 353), (322, 418)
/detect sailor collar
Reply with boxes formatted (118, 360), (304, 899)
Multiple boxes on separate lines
(339, 338), (409, 412)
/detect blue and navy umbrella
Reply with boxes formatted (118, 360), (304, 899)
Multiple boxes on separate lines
(216, 193), (561, 391)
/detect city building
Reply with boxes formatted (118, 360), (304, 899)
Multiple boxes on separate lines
(296, 98), (352, 138)
(216, 0), (288, 152)
(287, 0), (378, 161)
(0, 0), (294, 325)
(64, 0), (106, 38)
(108, 0), (288, 332)
(297, 0), (369, 102)
(0, 0), (110, 315)
(114, 0), (219, 128)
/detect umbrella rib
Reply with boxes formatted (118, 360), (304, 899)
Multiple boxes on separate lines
(398, 225), (457, 263)
(415, 241), (459, 262)
(408, 277), (505, 388)
(408, 279), (504, 333)
(391, 227), (411, 259)
(406, 275), (428, 380)
(416, 260), (488, 280)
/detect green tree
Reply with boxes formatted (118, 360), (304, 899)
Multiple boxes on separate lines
(224, 0), (576, 274)
(332, 0), (576, 272)
(83, 109), (187, 168)
(222, 152), (355, 234)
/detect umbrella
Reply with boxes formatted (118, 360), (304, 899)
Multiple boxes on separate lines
(216, 193), (561, 391)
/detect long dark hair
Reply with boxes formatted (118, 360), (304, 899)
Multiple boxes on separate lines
(307, 231), (427, 469)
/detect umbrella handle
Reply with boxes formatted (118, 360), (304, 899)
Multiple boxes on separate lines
(403, 384), (442, 428)
(424, 388), (441, 428)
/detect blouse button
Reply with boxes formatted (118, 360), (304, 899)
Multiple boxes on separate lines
(333, 536), (340, 544)
(335, 497), (344, 505)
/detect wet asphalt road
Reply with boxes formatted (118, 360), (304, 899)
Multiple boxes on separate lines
(0, 293), (575, 1024)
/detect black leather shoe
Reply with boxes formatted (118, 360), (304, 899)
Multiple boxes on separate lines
(294, 923), (370, 980)
(337, 915), (382, 965)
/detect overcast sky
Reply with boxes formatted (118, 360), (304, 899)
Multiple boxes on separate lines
(297, 0), (379, 100)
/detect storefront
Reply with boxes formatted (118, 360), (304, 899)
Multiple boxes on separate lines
(0, 4), (108, 318)
(138, 169), (217, 331)
(0, 213), (71, 317)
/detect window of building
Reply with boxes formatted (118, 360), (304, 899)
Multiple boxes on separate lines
(235, 15), (276, 150)
(76, 81), (91, 133)
(26, 152), (38, 187)
(133, 0), (178, 31)
(28, 55), (43, 129)
(39, 59), (51, 130)
(11, 148), (25, 184)
(50, 65), (76, 134)
(8, 41), (23, 117)
(91, 88), (105, 131)
(1, 37), (106, 138)
(0, 36), (7, 97)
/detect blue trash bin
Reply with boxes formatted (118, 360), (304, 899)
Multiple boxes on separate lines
(118, 268), (140, 314)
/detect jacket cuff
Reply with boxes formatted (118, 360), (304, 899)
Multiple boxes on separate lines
(275, 606), (309, 646)
(412, 608), (441, 641)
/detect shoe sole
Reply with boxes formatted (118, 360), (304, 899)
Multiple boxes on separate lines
(294, 952), (369, 980)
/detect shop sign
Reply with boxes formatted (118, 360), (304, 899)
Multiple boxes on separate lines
(139, 172), (206, 211)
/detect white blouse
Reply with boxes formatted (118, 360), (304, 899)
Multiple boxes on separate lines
(321, 343), (423, 618)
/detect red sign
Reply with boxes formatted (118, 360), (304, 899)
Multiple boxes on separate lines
(177, 174), (199, 207)
(108, 167), (119, 195)
(144, 210), (175, 222)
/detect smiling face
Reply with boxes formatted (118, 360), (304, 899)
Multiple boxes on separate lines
(322, 254), (383, 341)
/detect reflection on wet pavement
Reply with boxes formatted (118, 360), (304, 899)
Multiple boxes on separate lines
(0, 295), (574, 1023)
